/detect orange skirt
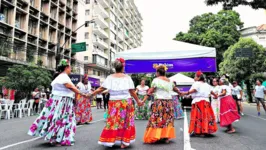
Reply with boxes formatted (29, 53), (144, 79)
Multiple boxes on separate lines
(189, 100), (218, 134)
(143, 99), (176, 143)
(98, 99), (135, 147)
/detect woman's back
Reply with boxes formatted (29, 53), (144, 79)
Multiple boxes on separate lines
(152, 78), (174, 100)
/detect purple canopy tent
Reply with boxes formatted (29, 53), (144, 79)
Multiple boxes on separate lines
(115, 40), (217, 73)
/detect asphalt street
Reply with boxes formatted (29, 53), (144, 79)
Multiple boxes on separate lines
(0, 103), (265, 150)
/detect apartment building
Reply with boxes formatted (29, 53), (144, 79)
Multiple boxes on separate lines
(240, 24), (266, 48)
(0, 0), (85, 75)
(75, 0), (143, 83)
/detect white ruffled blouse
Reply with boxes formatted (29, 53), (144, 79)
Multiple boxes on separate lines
(102, 75), (135, 100)
(51, 73), (75, 98)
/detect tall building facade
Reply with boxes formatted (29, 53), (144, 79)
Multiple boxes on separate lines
(0, 0), (86, 75)
(75, 0), (143, 83)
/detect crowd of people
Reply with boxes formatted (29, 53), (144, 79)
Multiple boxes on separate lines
(26, 58), (265, 148)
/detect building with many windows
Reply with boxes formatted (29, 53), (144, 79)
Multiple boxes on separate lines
(0, 0), (86, 76)
(75, 0), (143, 83)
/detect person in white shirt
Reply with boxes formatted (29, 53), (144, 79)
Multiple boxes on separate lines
(135, 79), (150, 120)
(142, 65), (182, 143)
(28, 59), (86, 146)
(218, 79), (240, 134)
(89, 58), (142, 149)
(232, 81), (244, 116)
(211, 78), (220, 123)
(75, 74), (92, 125)
(182, 71), (218, 136)
(253, 80), (266, 116)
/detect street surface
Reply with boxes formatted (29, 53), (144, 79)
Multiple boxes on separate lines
(0, 104), (265, 150)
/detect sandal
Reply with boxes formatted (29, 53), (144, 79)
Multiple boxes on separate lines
(121, 144), (129, 149)
(227, 129), (236, 134)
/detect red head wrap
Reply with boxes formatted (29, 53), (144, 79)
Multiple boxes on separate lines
(116, 58), (125, 66)
(196, 70), (203, 77)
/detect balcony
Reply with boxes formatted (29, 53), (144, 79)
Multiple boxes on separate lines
(97, 0), (109, 8)
(92, 48), (108, 59)
(110, 0), (117, 8)
(94, 15), (108, 28)
(93, 26), (108, 38)
(93, 37), (108, 49)
(127, 38), (133, 44)
(117, 7), (123, 17)
(118, 42), (123, 49)
(117, 31), (123, 41)
(94, 3), (108, 18)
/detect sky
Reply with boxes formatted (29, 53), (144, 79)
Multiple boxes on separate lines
(134, 0), (266, 45)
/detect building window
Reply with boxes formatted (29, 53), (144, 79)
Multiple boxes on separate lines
(84, 56), (88, 61)
(86, 0), (90, 4)
(85, 10), (90, 15)
(85, 32), (89, 39)
(85, 68), (88, 74)
(259, 37), (265, 39)
(98, 71), (101, 76)
(93, 70), (96, 75)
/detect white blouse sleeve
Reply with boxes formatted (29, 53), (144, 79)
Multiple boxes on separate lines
(190, 82), (200, 92)
(102, 76), (111, 89)
(151, 79), (157, 88)
(87, 82), (92, 91)
(58, 74), (72, 84)
(128, 76), (135, 89)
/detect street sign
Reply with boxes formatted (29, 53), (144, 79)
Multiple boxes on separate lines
(235, 48), (253, 58)
(71, 42), (86, 53)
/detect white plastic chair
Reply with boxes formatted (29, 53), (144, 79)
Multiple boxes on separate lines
(14, 101), (23, 118)
(1, 100), (13, 119)
(26, 99), (34, 116)
(0, 104), (2, 120)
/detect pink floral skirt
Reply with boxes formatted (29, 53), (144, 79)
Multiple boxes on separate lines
(28, 95), (76, 146)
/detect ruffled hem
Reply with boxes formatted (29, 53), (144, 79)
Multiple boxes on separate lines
(143, 127), (176, 143)
(98, 139), (135, 147)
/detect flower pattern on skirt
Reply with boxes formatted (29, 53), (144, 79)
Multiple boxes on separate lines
(172, 95), (184, 119)
(135, 95), (150, 120)
(143, 99), (176, 143)
(28, 95), (76, 146)
(189, 100), (218, 135)
(98, 99), (135, 147)
(75, 94), (92, 124)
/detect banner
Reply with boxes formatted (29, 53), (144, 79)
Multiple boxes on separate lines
(69, 74), (100, 87)
(124, 57), (216, 73)
(177, 86), (191, 92)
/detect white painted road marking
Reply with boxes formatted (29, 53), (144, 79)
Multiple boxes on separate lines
(184, 107), (196, 150)
(0, 119), (104, 150)
(245, 114), (266, 121)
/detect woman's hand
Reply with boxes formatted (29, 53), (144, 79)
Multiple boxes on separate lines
(137, 100), (144, 106)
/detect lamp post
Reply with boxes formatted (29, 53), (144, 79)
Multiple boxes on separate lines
(56, 20), (95, 67)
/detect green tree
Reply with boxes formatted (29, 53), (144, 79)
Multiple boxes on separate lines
(0, 65), (52, 101)
(175, 10), (244, 67)
(220, 38), (266, 102)
(205, 0), (266, 10)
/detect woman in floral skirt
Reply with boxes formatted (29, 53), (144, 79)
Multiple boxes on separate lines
(135, 79), (150, 120)
(142, 65), (182, 144)
(75, 74), (92, 125)
(182, 71), (218, 136)
(172, 81), (184, 119)
(90, 58), (143, 149)
(28, 59), (85, 146)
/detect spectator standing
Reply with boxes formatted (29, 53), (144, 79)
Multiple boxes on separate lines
(254, 80), (266, 116)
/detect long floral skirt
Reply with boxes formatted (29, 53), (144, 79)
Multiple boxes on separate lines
(143, 99), (175, 143)
(172, 95), (184, 119)
(75, 94), (92, 124)
(211, 98), (220, 123)
(135, 95), (150, 120)
(98, 98), (135, 147)
(28, 95), (76, 146)
(220, 96), (240, 127)
(189, 100), (218, 135)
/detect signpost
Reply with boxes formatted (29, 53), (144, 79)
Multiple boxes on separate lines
(235, 48), (253, 58)
(71, 42), (87, 53)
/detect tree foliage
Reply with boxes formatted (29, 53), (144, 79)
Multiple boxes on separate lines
(205, 0), (266, 10)
(175, 10), (243, 67)
(0, 65), (52, 99)
(220, 38), (266, 101)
